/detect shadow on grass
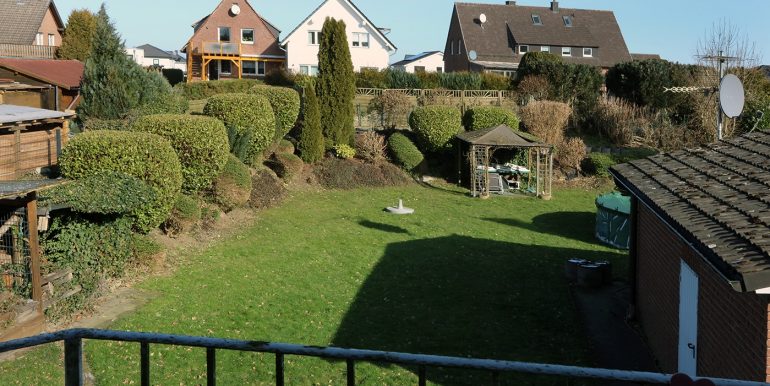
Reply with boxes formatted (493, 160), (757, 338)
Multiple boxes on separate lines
(331, 235), (624, 385)
(484, 212), (598, 244)
(358, 220), (410, 235)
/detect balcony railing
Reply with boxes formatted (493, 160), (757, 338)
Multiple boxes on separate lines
(194, 42), (242, 56)
(0, 328), (767, 386)
(0, 44), (57, 59)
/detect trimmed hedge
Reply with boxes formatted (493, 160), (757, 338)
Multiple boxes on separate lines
(249, 165), (287, 210)
(83, 118), (129, 131)
(130, 92), (189, 117)
(212, 154), (253, 212)
(164, 194), (201, 236)
(408, 105), (463, 152)
(313, 158), (412, 190)
(266, 152), (304, 181)
(45, 172), (155, 215)
(175, 79), (262, 99)
(60, 130), (183, 233)
(463, 106), (520, 131)
(250, 85), (301, 141)
(131, 114), (229, 193)
(388, 132), (424, 171)
(203, 93), (276, 165)
(276, 139), (295, 154)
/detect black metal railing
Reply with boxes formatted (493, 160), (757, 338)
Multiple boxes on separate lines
(0, 328), (767, 386)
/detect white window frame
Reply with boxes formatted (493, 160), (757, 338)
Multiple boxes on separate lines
(153, 59), (160, 65)
(352, 32), (370, 48)
(219, 60), (232, 75)
(563, 16), (573, 27)
(243, 61), (257, 75)
(583, 47), (593, 57)
(299, 65), (319, 76)
(519, 45), (529, 54)
(562, 47), (572, 56)
(531, 14), (542, 25)
(48, 34), (55, 46)
(308, 31), (321, 45)
(36, 33), (44, 45)
(257, 61), (266, 76)
(541, 46), (550, 52)
(450, 41), (455, 55)
(218, 27), (231, 42)
(241, 29), (254, 44)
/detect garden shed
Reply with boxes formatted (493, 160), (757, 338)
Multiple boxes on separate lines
(610, 130), (770, 382)
(0, 105), (73, 180)
(456, 124), (554, 199)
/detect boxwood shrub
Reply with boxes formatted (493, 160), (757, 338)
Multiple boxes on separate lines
(44, 171), (156, 215)
(251, 85), (301, 141)
(408, 105), (463, 152)
(59, 130), (183, 233)
(581, 152), (617, 178)
(203, 93), (276, 165)
(175, 79), (262, 99)
(212, 154), (253, 212)
(266, 152), (304, 181)
(463, 106), (520, 131)
(388, 132), (424, 171)
(164, 194), (201, 236)
(131, 114), (229, 193)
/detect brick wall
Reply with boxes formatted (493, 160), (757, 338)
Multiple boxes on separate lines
(636, 204), (768, 381)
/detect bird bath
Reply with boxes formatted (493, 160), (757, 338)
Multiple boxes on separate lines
(386, 199), (414, 215)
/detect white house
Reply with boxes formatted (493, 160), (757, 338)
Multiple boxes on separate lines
(280, 0), (397, 74)
(126, 44), (187, 73)
(390, 51), (444, 73)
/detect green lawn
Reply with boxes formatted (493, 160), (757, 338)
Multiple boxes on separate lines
(0, 183), (626, 385)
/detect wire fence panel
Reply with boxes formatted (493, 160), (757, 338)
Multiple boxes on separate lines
(0, 207), (31, 298)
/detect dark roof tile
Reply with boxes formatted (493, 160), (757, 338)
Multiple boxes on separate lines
(0, 0), (55, 45)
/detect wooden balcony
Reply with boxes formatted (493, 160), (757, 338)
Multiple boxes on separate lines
(0, 44), (57, 59)
(191, 42), (242, 58)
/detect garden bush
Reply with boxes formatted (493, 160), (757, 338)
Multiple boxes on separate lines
(356, 68), (387, 88)
(211, 154), (253, 212)
(415, 72), (440, 89)
(226, 125), (252, 164)
(519, 101), (571, 145)
(263, 68), (296, 87)
(162, 69), (184, 86)
(333, 144), (356, 159)
(44, 172), (155, 215)
(250, 85), (301, 141)
(439, 72), (482, 90)
(581, 152), (617, 178)
(129, 91), (189, 118)
(83, 118), (129, 131)
(556, 137), (587, 172)
(355, 131), (386, 163)
(386, 69), (420, 89)
(175, 79), (262, 99)
(408, 105), (463, 152)
(276, 139), (295, 154)
(593, 97), (651, 146)
(203, 93), (276, 165)
(250, 165), (287, 210)
(298, 84), (324, 163)
(164, 194), (201, 236)
(368, 90), (412, 129)
(314, 158), (412, 189)
(59, 130), (183, 233)
(480, 72), (511, 90)
(388, 132), (424, 171)
(463, 106), (520, 131)
(266, 152), (304, 181)
(131, 114), (229, 193)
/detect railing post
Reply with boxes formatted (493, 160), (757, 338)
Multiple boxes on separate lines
(418, 365), (426, 386)
(346, 359), (355, 386)
(64, 337), (83, 386)
(207, 348), (216, 386)
(140, 342), (150, 386)
(275, 353), (285, 386)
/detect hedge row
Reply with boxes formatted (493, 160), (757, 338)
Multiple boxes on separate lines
(463, 106), (520, 131)
(212, 154), (253, 212)
(250, 85), (301, 141)
(356, 69), (512, 91)
(408, 106), (463, 152)
(175, 79), (262, 99)
(203, 93), (276, 165)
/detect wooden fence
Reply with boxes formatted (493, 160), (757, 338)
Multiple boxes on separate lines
(0, 44), (57, 59)
(0, 124), (67, 181)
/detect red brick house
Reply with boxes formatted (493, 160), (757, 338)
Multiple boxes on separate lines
(182, 0), (285, 82)
(0, 0), (64, 59)
(610, 130), (770, 382)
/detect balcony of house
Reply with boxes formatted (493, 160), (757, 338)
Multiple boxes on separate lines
(190, 42), (243, 58)
(0, 44), (57, 59)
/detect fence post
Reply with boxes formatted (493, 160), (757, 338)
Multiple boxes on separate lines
(64, 337), (83, 386)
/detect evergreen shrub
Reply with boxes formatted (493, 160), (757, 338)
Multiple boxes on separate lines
(298, 84), (324, 163)
(175, 79), (262, 99)
(267, 152), (304, 181)
(45, 172), (155, 215)
(388, 132), (424, 171)
(581, 152), (617, 178)
(251, 85), (301, 141)
(463, 106), (520, 131)
(131, 114), (229, 193)
(211, 154), (253, 212)
(164, 194), (201, 236)
(408, 105), (463, 152)
(203, 93), (276, 165)
(59, 130), (183, 233)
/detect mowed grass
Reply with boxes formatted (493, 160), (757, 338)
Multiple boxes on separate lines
(0, 183), (626, 385)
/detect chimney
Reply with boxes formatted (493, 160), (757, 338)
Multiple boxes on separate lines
(551, 1), (559, 12)
(505, 1), (516, 5)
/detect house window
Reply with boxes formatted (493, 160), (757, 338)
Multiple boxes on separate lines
(352, 32), (369, 48)
(300, 65), (319, 76)
(563, 16), (573, 27)
(450, 41), (455, 55)
(241, 29), (254, 44)
(220, 60), (232, 74)
(437, 67), (443, 73)
(519, 45), (529, 54)
(562, 47), (572, 56)
(414, 66), (426, 73)
(257, 61), (266, 75)
(36, 33), (43, 45)
(243, 61), (256, 75)
(541, 46), (550, 52)
(583, 47), (593, 57)
(48, 34), (55, 46)
(153, 59), (160, 65)
(531, 14), (542, 25)
(308, 31), (321, 45)
(218, 27), (231, 42)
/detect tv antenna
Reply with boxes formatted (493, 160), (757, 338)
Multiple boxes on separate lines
(664, 51), (744, 140)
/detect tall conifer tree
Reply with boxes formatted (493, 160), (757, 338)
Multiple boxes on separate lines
(298, 84), (324, 163)
(58, 9), (98, 61)
(316, 18), (356, 147)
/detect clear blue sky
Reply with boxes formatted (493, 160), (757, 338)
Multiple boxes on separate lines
(55, 0), (769, 65)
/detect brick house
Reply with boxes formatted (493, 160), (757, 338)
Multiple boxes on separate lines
(610, 131), (770, 381)
(0, 0), (64, 59)
(182, 0), (285, 82)
(444, 0), (631, 76)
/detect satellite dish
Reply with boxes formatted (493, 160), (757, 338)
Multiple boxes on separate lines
(479, 14), (487, 24)
(720, 74), (745, 118)
(230, 4), (241, 15)
(468, 50), (478, 61)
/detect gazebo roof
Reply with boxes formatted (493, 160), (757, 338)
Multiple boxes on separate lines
(456, 125), (549, 147)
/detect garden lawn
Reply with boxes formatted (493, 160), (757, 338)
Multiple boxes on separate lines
(0, 183), (626, 385)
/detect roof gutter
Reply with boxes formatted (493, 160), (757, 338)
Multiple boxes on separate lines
(609, 168), (746, 292)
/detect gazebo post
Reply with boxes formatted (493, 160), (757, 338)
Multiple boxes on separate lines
(536, 148), (542, 198)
